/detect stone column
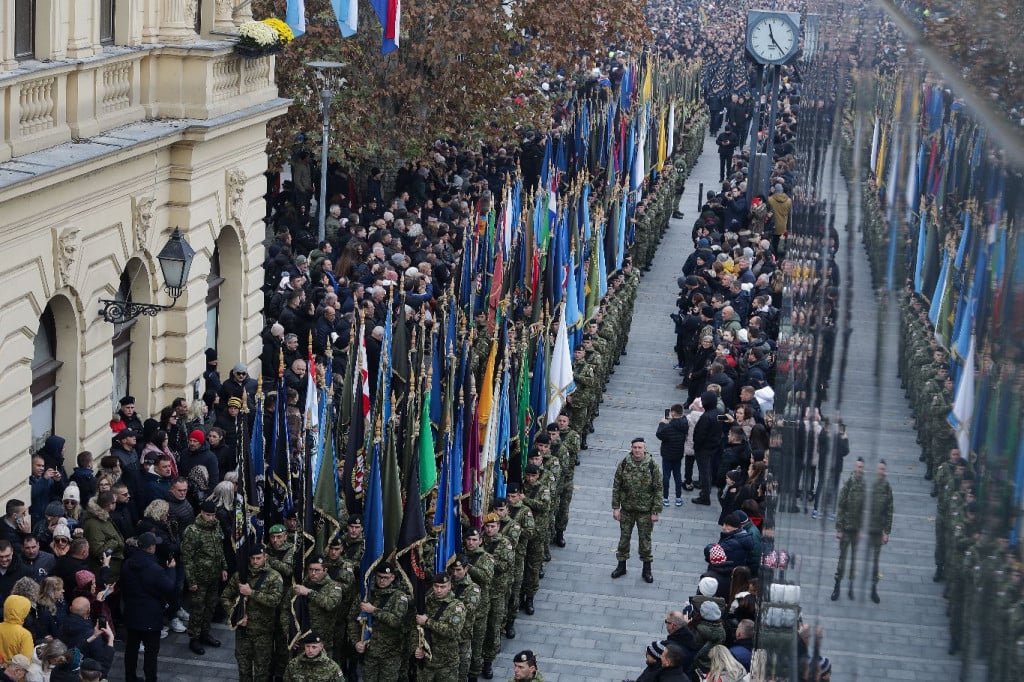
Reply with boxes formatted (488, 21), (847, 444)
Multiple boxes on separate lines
(158, 0), (197, 44)
(66, 0), (97, 58)
(233, 0), (253, 25)
(213, 0), (237, 33)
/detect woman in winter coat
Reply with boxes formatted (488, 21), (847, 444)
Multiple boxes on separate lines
(33, 577), (66, 642)
(703, 645), (748, 682)
(693, 601), (726, 674)
(80, 492), (125, 581)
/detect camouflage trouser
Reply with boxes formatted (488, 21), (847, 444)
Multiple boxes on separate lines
(458, 636), (472, 682)
(866, 533), (884, 584)
(569, 402), (590, 434)
(835, 531), (859, 582)
(505, 551), (526, 627)
(418, 650), (459, 682)
(470, 599), (487, 675)
(483, 588), (508, 661)
(616, 510), (654, 562)
(186, 580), (219, 638)
(363, 646), (404, 682)
(521, 535), (544, 598)
(934, 514), (947, 568)
(235, 627), (274, 682)
(554, 477), (575, 535)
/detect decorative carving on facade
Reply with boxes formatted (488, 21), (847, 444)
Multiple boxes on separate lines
(132, 195), (156, 251)
(54, 226), (81, 287)
(184, 0), (199, 28)
(226, 167), (246, 222)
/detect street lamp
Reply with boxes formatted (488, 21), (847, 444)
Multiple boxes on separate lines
(306, 60), (347, 245)
(99, 227), (196, 324)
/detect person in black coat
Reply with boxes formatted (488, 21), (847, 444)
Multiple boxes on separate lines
(687, 335), (717, 405)
(656, 405), (689, 505)
(119, 533), (175, 682)
(58, 597), (115, 674)
(692, 391), (724, 505)
(179, 431), (220, 486)
(717, 427), (752, 488)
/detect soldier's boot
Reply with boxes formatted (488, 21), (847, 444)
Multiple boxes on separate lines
(469, 676), (479, 682)
(871, 584), (880, 604)
(830, 579), (840, 601)
(523, 595), (535, 615)
(933, 565), (944, 582)
(847, 582), (854, 600)
(538, 566), (545, 579)
(575, 454), (581, 466)
(482, 661), (494, 679)
(642, 562), (654, 584)
(554, 531), (566, 548)
(544, 547), (552, 562)
(930, 485), (938, 498)
(189, 638), (206, 655)
(581, 437), (589, 450)
(611, 561), (627, 579)
(504, 623), (516, 639)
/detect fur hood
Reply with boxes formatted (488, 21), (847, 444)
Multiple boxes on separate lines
(85, 496), (109, 522)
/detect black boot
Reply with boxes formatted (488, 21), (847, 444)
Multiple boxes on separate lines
(504, 623), (516, 639)
(538, 566), (545, 579)
(871, 584), (880, 604)
(482, 661), (494, 679)
(830, 579), (840, 601)
(469, 676), (478, 682)
(847, 582), (854, 600)
(544, 547), (552, 562)
(611, 560), (627, 579)
(554, 531), (566, 547)
(581, 439), (589, 450)
(642, 561), (653, 583)
(933, 565), (944, 582)
(523, 595), (535, 615)
(189, 638), (206, 655)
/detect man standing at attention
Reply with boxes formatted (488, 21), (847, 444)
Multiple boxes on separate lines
(611, 438), (661, 583)
(866, 460), (894, 603)
(831, 457), (865, 602)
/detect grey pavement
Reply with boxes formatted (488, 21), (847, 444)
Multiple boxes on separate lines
(107, 138), (959, 682)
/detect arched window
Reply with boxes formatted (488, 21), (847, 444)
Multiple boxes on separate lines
(111, 269), (135, 410)
(14, 0), (35, 60)
(31, 306), (61, 450)
(207, 247), (223, 353)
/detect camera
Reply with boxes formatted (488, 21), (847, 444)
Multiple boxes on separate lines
(664, 409), (671, 419)
(717, 414), (731, 422)
(103, 548), (113, 558)
(97, 616), (107, 630)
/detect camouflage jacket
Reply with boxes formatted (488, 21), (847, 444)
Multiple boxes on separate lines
(181, 515), (227, 584)
(835, 474), (866, 532)
(221, 564), (283, 633)
(611, 454), (661, 514)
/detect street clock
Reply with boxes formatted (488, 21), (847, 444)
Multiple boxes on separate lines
(746, 11), (801, 65)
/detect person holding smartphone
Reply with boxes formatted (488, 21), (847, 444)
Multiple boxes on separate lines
(656, 404), (689, 507)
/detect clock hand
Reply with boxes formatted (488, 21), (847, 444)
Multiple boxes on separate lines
(767, 25), (785, 54)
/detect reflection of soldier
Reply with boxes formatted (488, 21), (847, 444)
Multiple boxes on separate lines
(865, 461), (894, 604)
(831, 458), (865, 601)
(222, 546), (283, 682)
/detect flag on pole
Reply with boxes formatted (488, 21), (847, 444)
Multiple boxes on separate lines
(948, 334), (975, 457)
(547, 305), (575, 423)
(286, 0), (307, 37)
(369, 0), (401, 54)
(332, 0), (358, 38)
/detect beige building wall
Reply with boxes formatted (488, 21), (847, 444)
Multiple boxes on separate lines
(0, 1), (288, 502)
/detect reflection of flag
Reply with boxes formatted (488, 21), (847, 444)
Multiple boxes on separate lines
(547, 306), (575, 423)
(286, 0), (306, 37)
(332, 0), (358, 38)
(948, 334), (974, 457)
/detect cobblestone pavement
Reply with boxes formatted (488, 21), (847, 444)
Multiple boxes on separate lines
(107, 139), (959, 682)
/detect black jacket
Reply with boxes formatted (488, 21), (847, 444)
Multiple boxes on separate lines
(119, 549), (175, 632)
(59, 613), (114, 673)
(656, 418), (689, 461)
(693, 410), (724, 459)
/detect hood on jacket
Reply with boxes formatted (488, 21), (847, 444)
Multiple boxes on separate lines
(85, 497), (110, 522)
(40, 435), (66, 467)
(3, 595), (30, 625)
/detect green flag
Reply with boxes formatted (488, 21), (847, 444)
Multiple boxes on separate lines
(418, 389), (436, 496)
(382, 420), (403, 558)
(313, 411), (342, 549)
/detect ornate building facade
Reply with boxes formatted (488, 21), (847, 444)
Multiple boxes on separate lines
(0, 1), (288, 499)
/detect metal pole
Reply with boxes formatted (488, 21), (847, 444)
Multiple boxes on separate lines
(763, 66), (781, 198)
(697, 182), (704, 212)
(746, 65), (764, 205)
(317, 89), (331, 245)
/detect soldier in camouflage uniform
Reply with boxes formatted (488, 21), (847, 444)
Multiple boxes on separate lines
(334, 515), (364, 679)
(450, 554), (483, 682)
(223, 546), (284, 682)
(354, 562), (412, 682)
(182, 500), (228, 654)
(831, 458), (865, 601)
(497, 493), (529, 639)
(520, 464), (551, 612)
(931, 449), (962, 582)
(568, 347), (597, 449)
(556, 414), (581, 467)
(610, 438), (662, 583)
(527, 440), (559, 557)
(415, 572), (467, 682)
(323, 535), (357, 665)
(547, 423), (575, 547)
(463, 528), (494, 678)
(865, 461), (894, 603)
(509, 649), (544, 682)
(292, 554), (346, 659)
(285, 632), (344, 682)
(481, 511), (515, 677)
(267, 523), (297, 678)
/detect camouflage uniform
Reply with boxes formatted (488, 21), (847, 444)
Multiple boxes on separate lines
(464, 544), (494, 675)
(482, 529), (515, 663)
(520, 480), (551, 600)
(223, 562), (285, 682)
(284, 649), (344, 682)
(834, 471), (866, 584)
(451, 572), (483, 682)
(268, 539), (297, 676)
(298, 571), (346, 659)
(419, 590), (467, 682)
(611, 453), (662, 562)
(866, 474), (894, 587)
(353, 578), (411, 682)
(501, 507), (529, 633)
(181, 515), (227, 640)
(552, 437), (577, 539)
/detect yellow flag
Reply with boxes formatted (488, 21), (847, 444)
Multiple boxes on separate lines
(477, 339), (498, 442)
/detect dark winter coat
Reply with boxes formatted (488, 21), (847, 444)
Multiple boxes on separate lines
(656, 417), (689, 461)
(119, 549), (175, 632)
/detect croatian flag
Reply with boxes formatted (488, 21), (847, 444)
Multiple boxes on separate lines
(286, 0), (306, 37)
(370, 0), (401, 54)
(332, 0), (358, 38)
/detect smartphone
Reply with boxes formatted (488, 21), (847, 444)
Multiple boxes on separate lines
(97, 616), (107, 630)
(717, 414), (731, 422)
(664, 409), (671, 419)
(103, 548), (113, 557)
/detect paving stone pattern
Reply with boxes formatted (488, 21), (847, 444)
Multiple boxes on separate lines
(107, 139), (959, 681)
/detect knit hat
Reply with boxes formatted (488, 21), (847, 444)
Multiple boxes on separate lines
(62, 483), (80, 503)
(227, 397), (243, 409)
(75, 570), (96, 588)
(698, 576), (719, 597)
(232, 362), (247, 374)
(45, 501), (65, 518)
(708, 543), (727, 564)
(52, 519), (72, 540)
(646, 640), (666, 659)
(736, 328), (750, 343)
(189, 429), (205, 444)
(700, 600), (722, 621)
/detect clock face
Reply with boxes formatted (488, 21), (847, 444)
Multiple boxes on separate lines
(749, 16), (796, 63)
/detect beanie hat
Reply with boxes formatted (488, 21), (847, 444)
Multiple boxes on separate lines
(45, 501), (65, 517)
(646, 640), (666, 659)
(700, 600), (722, 621)
(52, 519), (72, 540)
(271, 322), (285, 338)
(188, 429), (205, 444)
(62, 483), (80, 502)
(698, 576), (719, 597)
(708, 543), (727, 564)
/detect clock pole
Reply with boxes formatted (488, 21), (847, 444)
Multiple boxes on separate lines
(763, 64), (782, 197)
(746, 64), (764, 205)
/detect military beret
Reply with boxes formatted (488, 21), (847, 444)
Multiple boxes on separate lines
(533, 433), (550, 445)
(464, 528), (481, 539)
(546, 422), (559, 432)
(582, 333), (592, 341)
(301, 632), (323, 645)
(524, 463), (541, 475)
(328, 535), (344, 547)
(451, 554), (470, 569)
(513, 650), (537, 665)
(492, 497), (509, 508)
(431, 572), (451, 584)
(307, 555), (326, 566)
(269, 524), (286, 534)
(483, 512), (500, 524)
(506, 482), (522, 494)
(375, 562), (396, 575)
(251, 545), (268, 555)
(347, 514), (363, 526)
